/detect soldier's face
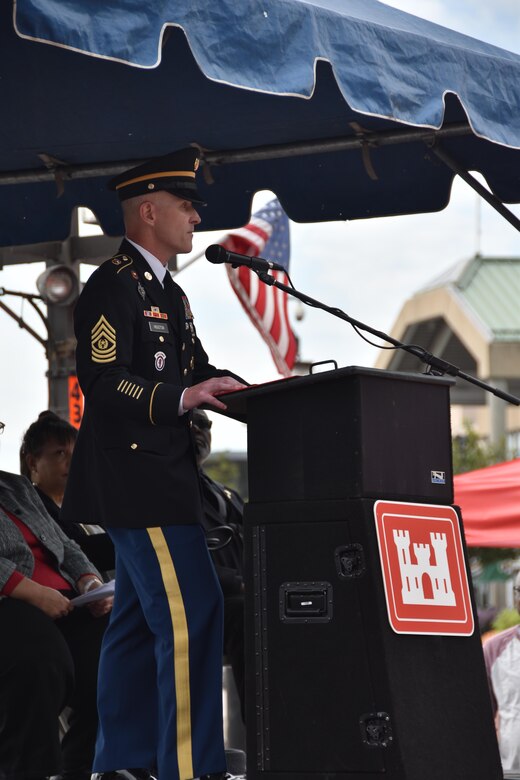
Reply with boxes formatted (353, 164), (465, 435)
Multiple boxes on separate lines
(152, 192), (201, 255)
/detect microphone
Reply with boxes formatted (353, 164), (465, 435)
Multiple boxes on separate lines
(205, 244), (285, 273)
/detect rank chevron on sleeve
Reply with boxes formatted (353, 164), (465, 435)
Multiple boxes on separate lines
(91, 315), (117, 363)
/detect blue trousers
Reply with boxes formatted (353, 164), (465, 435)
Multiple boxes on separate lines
(93, 524), (226, 780)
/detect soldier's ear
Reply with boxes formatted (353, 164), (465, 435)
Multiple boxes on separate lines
(139, 200), (155, 226)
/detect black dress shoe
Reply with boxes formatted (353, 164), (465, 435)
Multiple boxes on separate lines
(91, 771), (157, 780)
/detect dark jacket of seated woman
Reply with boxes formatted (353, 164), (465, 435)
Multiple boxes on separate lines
(0, 468), (112, 780)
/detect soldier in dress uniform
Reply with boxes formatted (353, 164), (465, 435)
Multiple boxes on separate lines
(61, 147), (247, 780)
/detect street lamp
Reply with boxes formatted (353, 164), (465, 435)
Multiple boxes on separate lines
(35, 263), (81, 422)
(36, 264), (80, 306)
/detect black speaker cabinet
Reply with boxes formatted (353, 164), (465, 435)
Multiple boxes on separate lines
(223, 366), (454, 504)
(244, 499), (501, 780)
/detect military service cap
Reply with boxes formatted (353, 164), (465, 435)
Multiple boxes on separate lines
(108, 147), (206, 204)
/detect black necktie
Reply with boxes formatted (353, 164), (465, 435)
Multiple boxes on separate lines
(163, 269), (174, 292)
(162, 267), (181, 334)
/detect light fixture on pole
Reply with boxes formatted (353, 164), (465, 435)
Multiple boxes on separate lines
(36, 264), (79, 306)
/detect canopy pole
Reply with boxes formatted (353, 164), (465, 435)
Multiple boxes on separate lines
(429, 142), (520, 234)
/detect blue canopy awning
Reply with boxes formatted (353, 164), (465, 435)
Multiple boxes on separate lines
(3, 0), (520, 247)
(16, 0), (520, 146)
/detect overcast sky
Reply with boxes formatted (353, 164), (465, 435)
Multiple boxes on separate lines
(1, 0), (520, 472)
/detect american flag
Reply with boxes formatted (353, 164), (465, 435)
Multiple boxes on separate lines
(220, 198), (297, 376)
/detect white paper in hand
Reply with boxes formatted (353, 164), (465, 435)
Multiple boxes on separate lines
(71, 579), (115, 607)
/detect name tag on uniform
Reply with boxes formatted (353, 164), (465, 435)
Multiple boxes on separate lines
(148, 321), (169, 334)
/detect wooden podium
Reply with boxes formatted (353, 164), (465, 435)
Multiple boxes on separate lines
(221, 367), (502, 780)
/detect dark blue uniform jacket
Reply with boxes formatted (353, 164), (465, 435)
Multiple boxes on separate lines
(62, 240), (242, 529)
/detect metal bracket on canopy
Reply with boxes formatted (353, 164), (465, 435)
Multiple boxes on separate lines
(349, 122), (379, 181)
(38, 153), (69, 197)
(427, 141), (520, 234)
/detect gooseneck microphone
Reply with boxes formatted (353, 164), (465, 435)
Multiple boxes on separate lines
(205, 244), (285, 273)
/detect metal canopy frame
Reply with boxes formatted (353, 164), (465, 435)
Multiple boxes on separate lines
(2, 120), (519, 271)
(0, 121), (477, 186)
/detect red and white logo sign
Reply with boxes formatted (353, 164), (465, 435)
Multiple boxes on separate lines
(374, 501), (474, 636)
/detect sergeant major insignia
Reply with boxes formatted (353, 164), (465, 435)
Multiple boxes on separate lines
(91, 315), (116, 363)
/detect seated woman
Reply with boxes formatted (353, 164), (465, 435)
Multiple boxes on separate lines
(20, 411), (115, 575)
(0, 419), (113, 780)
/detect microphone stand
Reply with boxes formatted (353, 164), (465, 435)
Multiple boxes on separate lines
(255, 271), (520, 406)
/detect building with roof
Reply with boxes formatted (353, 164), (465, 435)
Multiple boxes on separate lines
(375, 255), (520, 448)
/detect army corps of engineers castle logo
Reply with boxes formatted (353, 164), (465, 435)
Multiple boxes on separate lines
(374, 501), (474, 636)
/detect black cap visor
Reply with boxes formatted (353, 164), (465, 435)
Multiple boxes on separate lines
(163, 186), (207, 206)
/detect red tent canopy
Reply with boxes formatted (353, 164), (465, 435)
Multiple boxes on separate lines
(454, 459), (520, 547)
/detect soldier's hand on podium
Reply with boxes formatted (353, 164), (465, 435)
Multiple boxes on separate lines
(183, 376), (247, 411)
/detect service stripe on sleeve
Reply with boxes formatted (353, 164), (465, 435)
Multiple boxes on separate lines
(149, 382), (162, 425)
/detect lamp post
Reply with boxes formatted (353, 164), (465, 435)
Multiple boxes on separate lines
(0, 207), (122, 425)
(0, 263), (81, 423)
(36, 263), (81, 420)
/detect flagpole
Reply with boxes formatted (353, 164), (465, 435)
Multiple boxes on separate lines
(171, 247), (207, 276)
(172, 234), (229, 276)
